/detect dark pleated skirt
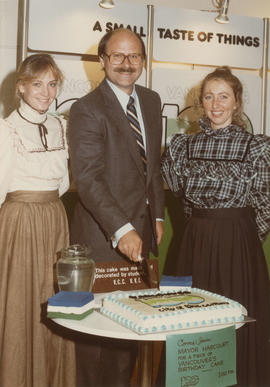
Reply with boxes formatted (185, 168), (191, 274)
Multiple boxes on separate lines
(0, 191), (76, 387)
(176, 207), (270, 387)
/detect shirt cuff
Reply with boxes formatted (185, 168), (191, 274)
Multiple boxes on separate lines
(111, 223), (135, 248)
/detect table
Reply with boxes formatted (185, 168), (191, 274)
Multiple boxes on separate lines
(53, 290), (251, 387)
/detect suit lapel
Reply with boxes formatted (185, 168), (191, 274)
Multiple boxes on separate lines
(136, 86), (155, 186)
(99, 80), (145, 180)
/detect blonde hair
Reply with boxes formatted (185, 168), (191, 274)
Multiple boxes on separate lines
(16, 54), (64, 97)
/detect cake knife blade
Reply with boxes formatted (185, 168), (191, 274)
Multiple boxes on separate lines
(138, 256), (158, 289)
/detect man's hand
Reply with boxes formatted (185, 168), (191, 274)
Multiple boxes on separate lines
(156, 220), (164, 246)
(118, 230), (143, 262)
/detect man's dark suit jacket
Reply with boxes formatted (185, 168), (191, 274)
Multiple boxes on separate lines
(69, 79), (164, 262)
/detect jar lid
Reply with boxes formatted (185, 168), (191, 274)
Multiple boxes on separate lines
(61, 244), (92, 258)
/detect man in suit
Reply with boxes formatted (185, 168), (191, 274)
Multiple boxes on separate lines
(69, 28), (164, 263)
(69, 28), (164, 386)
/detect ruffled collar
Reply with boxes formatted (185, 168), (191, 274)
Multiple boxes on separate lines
(18, 99), (47, 124)
(199, 117), (244, 137)
(17, 100), (49, 150)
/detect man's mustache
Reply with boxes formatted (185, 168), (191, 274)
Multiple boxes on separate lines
(114, 67), (136, 73)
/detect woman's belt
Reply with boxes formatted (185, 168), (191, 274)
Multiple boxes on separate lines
(5, 190), (59, 203)
(192, 207), (253, 219)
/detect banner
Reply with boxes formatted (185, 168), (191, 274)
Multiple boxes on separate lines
(28, 0), (267, 134)
(28, 0), (148, 54)
(153, 7), (263, 69)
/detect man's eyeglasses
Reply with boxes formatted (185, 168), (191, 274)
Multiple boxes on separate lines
(104, 52), (144, 65)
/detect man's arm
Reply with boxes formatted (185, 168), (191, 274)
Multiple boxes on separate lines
(69, 98), (145, 262)
(155, 220), (164, 246)
(69, 99), (129, 239)
(113, 223), (143, 262)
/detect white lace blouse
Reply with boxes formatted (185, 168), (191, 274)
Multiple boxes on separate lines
(0, 100), (69, 207)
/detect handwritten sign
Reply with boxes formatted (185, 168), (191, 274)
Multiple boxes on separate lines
(92, 259), (159, 293)
(166, 326), (237, 387)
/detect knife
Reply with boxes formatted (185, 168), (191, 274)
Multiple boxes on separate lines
(137, 255), (159, 289)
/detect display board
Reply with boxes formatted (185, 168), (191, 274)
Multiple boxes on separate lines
(27, 0), (268, 136)
(153, 66), (261, 144)
(153, 7), (263, 69)
(28, 0), (148, 54)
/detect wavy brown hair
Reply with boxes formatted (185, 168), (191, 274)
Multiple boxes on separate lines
(199, 66), (246, 129)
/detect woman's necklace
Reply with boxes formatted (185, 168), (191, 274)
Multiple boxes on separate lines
(17, 108), (49, 151)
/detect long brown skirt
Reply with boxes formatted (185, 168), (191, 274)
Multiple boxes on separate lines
(177, 207), (270, 387)
(0, 191), (76, 387)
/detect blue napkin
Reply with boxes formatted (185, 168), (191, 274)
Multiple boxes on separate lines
(48, 291), (94, 307)
(160, 275), (192, 287)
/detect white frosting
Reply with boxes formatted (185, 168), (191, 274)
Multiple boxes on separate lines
(101, 287), (245, 335)
(47, 300), (96, 315)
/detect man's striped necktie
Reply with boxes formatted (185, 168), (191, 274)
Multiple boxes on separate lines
(126, 96), (147, 174)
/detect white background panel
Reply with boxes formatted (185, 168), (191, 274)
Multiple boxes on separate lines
(153, 7), (263, 69)
(48, 57), (146, 116)
(152, 66), (263, 145)
(28, 0), (148, 54)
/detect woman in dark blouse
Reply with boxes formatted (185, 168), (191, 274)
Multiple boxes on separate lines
(161, 66), (270, 386)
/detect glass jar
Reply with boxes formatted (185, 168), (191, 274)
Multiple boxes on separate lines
(56, 244), (95, 292)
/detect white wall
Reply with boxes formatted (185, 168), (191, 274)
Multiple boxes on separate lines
(133, 0), (270, 18)
(1, 0), (270, 118)
(0, 0), (18, 117)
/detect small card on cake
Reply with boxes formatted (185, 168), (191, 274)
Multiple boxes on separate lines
(48, 291), (94, 306)
(92, 259), (159, 293)
(166, 325), (237, 387)
(160, 275), (192, 288)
